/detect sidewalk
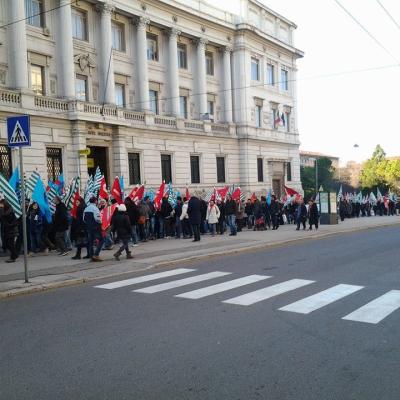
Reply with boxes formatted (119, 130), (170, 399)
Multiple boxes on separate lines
(1, 216), (399, 298)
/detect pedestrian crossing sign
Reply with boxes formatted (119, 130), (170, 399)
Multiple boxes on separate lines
(7, 115), (30, 147)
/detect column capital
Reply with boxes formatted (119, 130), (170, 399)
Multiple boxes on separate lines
(134, 16), (150, 29)
(168, 27), (181, 38)
(96, 2), (115, 15)
(194, 37), (208, 49)
(221, 45), (233, 54)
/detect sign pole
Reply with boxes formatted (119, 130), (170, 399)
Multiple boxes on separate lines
(19, 147), (29, 283)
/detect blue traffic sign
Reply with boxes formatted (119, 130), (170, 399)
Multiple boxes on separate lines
(7, 115), (30, 147)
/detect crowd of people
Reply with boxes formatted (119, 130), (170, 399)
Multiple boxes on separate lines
(0, 186), (398, 264)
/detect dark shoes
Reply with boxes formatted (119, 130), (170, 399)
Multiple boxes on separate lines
(5, 259), (15, 263)
(71, 255), (81, 260)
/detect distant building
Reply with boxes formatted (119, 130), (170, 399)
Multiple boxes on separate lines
(300, 151), (339, 175)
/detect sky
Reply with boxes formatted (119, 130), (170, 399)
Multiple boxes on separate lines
(208, 0), (400, 165)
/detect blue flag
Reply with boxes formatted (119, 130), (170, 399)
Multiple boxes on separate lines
(8, 167), (19, 191)
(31, 178), (52, 223)
(120, 175), (125, 200)
(266, 190), (271, 206)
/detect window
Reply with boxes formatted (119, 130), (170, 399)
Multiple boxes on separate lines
(149, 90), (158, 114)
(286, 162), (292, 181)
(284, 111), (290, 132)
(267, 63), (275, 85)
(177, 44), (187, 69)
(216, 156), (225, 183)
(251, 58), (259, 81)
(72, 8), (87, 40)
(75, 75), (87, 101)
(0, 145), (12, 179)
(179, 96), (188, 118)
(25, 0), (43, 27)
(190, 156), (200, 184)
(147, 33), (158, 61)
(207, 100), (214, 118)
(257, 158), (264, 182)
(206, 52), (214, 76)
(272, 108), (281, 129)
(255, 105), (262, 128)
(115, 84), (125, 107)
(31, 64), (44, 95)
(128, 153), (141, 185)
(280, 69), (289, 91)
(46, 148), (63, 182)
(112, 22), (125, 51)
(161, 154), (172, 183)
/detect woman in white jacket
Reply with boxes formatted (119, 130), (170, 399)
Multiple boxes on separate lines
(206, 200), (220, 236)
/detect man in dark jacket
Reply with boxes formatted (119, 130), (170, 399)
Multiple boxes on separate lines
(174, 197), (183, 238)
(53, 196), (69, 256)
(111, 204), (133, 261)
(0, 200), (19, 262)
(225, 195), (238, 236)
(308, 199), (319, 230)
(160, 196), (172, 238)
(83, 197), (104, 261)
(295, 199), (307, 230)
(124, 197), (139, 245)
(270, 195), (280, 230)
(187, 195), (201, 242)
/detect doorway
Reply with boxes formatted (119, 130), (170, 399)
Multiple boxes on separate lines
(272, 179), (282, 199)
(87, 146), (108, 183)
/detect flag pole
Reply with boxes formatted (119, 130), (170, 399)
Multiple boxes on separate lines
(19, 148), (29, 283)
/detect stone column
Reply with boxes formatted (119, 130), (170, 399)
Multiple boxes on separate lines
(135, 17), (150, 111)
(232, 34), (248, 125)
(195, 38), (208, 119)
(97, 3), (115, 104)
(113, 130), (128, 182)
(7, 0), (28, 89)
(58, 0), (75, 98)
(167, 28), (180, 116)
(221, 46), (233, 123)
(72, 121), (88, 187)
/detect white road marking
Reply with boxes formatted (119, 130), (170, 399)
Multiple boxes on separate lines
(133, 271), (232, 294)
(223, 279), (315, 306)
(175, 275), (271, 299)
(94, 268), (196, 290)
(342, 290), (400, 324)
(279, 284), (364, 314)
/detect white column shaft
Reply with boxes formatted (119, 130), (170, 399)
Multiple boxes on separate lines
(196, 39), (207, 118)
(99, 4), (115, 104)
(8, 0), (28, 89)
(59, 0), (75, 98)
(168, 29), (180, 116)
(136, 18), (150, 111)
(222, 48), (233, 123)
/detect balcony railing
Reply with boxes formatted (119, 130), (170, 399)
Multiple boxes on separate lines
(0, 89), (20, 106)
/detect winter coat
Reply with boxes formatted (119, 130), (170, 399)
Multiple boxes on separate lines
(217, 202), (226, 220)
(126, 201), (140, 225)
(83, 203), (102, 232)
(28, 208), (43, 234)
(206, 204), (220, 224)
(180, 202), (189, 221)
(225, 199), (238, 216)
(160, 198), (172, 218)
(138, 203), (150, 219)
(71, 203), (87, 243)
(296, 204), (307, 222)
(309, 203), (319, 224)
(54, 202), (69, 232)
(187, 196), (201, 225)
(174, 202), (183, 218)
(0, 206), (19, 238)
(111, 211), (132, 240)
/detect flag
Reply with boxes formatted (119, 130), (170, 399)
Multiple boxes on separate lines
(154, 182), (166, 210)
(101, 203), (118, 231)
(9, 167), (19, 192)
(25, 170), (40, 198)
(274, 111), (282, 127)
(284, 185), (299, 197)
(92, 167), (103, 194)
(119, 176), (125, 201)
(377, 188), (383, 201)
(204, 189), (213, 203)
(98, 176), (108, 200)
(217, 186), (229, 202)
(31, 178), (52, 223)
(167, 183), (177, 207)
(266, 190), (272, 206)
(64, 177), (80, 210)
(46, 181), (58, 214)
(70, 191), (81, 219)
(369, 192), (377, 205)
(84, 176), (95, 205)
(250, 193), (257, 203)
(111, 176), (123, 204)
(280, 112), (285, 127)
(185, 187), (191, 200)
(231, 187), (244, 201)
(337, 184), (343, 202)
(54, 174), (65, 195)
(129, 185), (144, 203)
(144, 189), (155, 202)
(0, 174), (22, 218)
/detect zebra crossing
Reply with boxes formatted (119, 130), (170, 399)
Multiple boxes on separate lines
(94, 269), (400, 325)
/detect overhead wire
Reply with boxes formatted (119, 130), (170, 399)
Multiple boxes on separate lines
(375, 0), (400, 32)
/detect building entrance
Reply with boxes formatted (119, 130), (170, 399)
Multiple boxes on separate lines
(87, 146), (108, 183)
(272, 178), (282, 199)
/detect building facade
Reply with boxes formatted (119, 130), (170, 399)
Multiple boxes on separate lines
(300, 151), (339, 178)
(0, 0), (303, 198)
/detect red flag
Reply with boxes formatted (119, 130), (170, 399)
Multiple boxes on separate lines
(129, 185), (145, 203)
(154, 182), (166, 210)
(111, 176), (123, 204)
(70, 191), (81, 219)
(128, 186), (139, 200)
(231, 187), (242, 201)
(185, 187), (191, 200)
(250, 192), (257, 203)
(99, 176), (108, 200)
(217, 186), (229, 201)
(101, 203), (118, 231)
(284, 185), (299, 197)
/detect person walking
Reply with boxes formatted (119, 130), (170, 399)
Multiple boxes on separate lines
(225, 194), (238, 236)
(308, 199), (319, 230)
(180, 197), (192, 239)
(111, 204), (133, 261)
(0, 199), (19, 263)
(174, 196), (183, 238)
(270, 195), (280, 230)
(124, 197), (139, 246)
(53, 196), (70, 256)
(206, 200), (220, 236)
(187, 195), (201, 242)
(27, 202), (43, 253)
(83, 197), (104, 262)
(71, 196), (89, 260)
(295, 199), (307, 230)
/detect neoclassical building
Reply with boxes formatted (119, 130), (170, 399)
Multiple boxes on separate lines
(0, 0), (303, 197)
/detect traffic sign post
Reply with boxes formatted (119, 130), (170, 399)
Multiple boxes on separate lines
(7, 115), (31, 283)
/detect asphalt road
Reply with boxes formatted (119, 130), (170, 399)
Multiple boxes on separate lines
(1, 226), (400, 400)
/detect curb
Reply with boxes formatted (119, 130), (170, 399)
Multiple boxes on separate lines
(1, 221), (399, 299)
